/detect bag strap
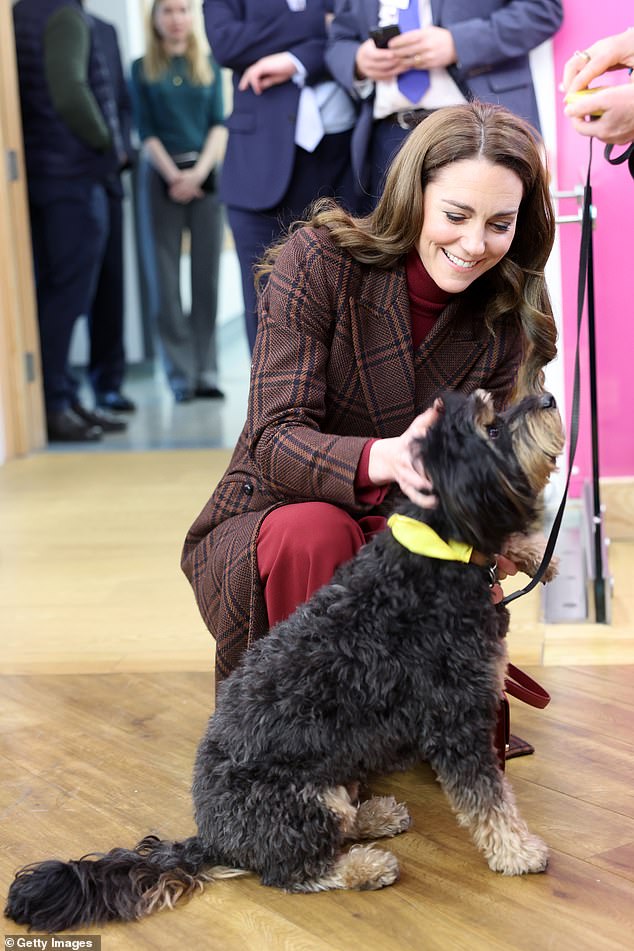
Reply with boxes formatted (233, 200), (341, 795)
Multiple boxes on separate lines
(504, 663), (551, 708)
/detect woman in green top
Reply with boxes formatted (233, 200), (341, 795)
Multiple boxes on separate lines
(131, 0), (227, 402)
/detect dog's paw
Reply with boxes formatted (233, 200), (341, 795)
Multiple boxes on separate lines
(351, 846), (401, 890)
(288, 846), (400, 893)
(539, 555), (559, 584)
(487, 833), (549, 875)
(355, 796), (412, 840)
(504, 533), (558, 581)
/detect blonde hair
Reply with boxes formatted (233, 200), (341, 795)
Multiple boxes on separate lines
(143, 0), (213, 85)
(258, 101), (557, 396)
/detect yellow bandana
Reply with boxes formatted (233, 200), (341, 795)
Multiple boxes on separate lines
(387, 513), (473, 563)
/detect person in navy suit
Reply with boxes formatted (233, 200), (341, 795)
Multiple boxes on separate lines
(87, 14), (136, 414)
(326, 0), (563, 207)
(13, 0), (129, 441)
(203, 0), (359, 351)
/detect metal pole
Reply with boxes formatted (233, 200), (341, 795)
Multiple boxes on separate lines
(585, 188), (607, 621)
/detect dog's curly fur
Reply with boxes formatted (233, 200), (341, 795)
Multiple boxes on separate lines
(5, 389), (565, 931)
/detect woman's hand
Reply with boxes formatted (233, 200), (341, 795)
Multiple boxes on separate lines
(563, 82), (634, 144)
(168, 169), (204, 203)
(238, 53), (297, 94)
(561, 29), (634, 95)
(368, 402), (441, 507)
(561, 28), (634, 144)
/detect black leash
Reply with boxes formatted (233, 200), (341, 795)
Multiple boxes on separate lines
(604, 140), (634, 179)
(501, 140), (593, 607)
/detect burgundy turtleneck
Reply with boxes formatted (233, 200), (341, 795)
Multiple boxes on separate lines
(406, 246), (453, 350)
(354, 248), (455, 499)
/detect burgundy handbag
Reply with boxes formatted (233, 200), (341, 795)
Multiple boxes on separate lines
(495, 664), (551, 771)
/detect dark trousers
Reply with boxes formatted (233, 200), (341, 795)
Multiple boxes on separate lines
(147, 169), (224, 393)
(28, 178), (109, 414)
(89, 184), (125, 397)
(227, 129), (357, 352)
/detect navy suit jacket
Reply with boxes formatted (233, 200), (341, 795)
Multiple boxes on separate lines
(326, 0), (563, 190)
(204, 0), (334, 210)
(89, 15), (133, 195)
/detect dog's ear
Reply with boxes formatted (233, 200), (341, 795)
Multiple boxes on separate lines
(471, 390), (496, 436)
(415, 389), (536, 551)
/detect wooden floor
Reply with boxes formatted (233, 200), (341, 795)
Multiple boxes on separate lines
(1, 450), (634, 949)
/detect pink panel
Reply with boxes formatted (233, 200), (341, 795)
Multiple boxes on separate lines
(553, 5), (634, 484)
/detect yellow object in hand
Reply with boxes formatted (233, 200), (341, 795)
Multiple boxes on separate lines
(564, 87), (608, 117)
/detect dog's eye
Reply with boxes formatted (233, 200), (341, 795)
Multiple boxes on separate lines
(487, 425), (500, 440)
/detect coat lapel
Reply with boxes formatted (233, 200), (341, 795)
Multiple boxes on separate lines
(413, 298), (488, 407)
(350, 264), (490, 432)
(350, 264), (416, 438)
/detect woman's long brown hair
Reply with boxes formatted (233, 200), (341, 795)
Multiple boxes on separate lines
(257, 101), (557, 396)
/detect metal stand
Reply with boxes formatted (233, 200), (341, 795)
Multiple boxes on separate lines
(584, 204), (608, 622)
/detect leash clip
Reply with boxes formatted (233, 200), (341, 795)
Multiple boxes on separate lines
(487, 559), (498, 588)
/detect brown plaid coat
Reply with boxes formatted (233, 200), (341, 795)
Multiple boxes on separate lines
(181, 226), (523, 682)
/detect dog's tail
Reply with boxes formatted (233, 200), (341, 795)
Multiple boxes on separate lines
(5, 834), (246, 932)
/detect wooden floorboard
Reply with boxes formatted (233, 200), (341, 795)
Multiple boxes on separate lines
(1, 449), (633, 947)
(0, 449), (632, 674)
(1, 667), (634, 949)
(0, 450), (232, 675)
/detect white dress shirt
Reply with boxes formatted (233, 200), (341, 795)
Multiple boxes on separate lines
(371, 0), (466, 119)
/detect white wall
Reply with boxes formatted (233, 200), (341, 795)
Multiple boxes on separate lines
(85, 0), (146, 60)
(530, 39), (567, 506)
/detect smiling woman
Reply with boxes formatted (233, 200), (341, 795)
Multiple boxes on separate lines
(417, 158), (523, 293)
(180, 101), (558, 702)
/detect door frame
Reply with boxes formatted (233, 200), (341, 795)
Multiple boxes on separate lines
(0, 0), (45, 462)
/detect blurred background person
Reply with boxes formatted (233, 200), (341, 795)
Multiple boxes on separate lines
(326, 0), (563, 209)
(13, 0), (129, 442)
(204, 0), (358, 353)
(131, 0), (227, 404)
(87, 12), (137, 415)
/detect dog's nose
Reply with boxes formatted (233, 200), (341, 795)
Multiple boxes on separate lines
(540, 393), (556, 409)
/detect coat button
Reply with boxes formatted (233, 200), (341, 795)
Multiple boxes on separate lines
(243, 482), (254, 496)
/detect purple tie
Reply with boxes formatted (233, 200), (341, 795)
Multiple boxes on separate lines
(397, 1), (430, 103)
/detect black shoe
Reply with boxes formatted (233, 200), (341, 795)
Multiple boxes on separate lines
(47, 409), (103, 443)
(194, 385), (225, 399)
(71, 402), (127, 433)
(96, 391), (136, 413)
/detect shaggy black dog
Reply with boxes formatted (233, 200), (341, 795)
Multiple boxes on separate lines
(6, 389), (565, 931)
